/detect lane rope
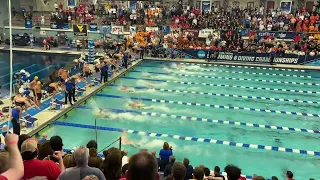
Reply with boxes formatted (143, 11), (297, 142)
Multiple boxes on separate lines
(180, 62), (307, 72)
(121, 77), (320, 95)
(95, 94), (320, 118)
(139, 65), (314, 78)
(110, 84), (320, 105)
(53, 121), (320, 157)
(131, 70), (320, 87)
(77, 106), (320, 135)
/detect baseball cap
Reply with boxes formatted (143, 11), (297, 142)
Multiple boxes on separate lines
(21, 138), (38, 153)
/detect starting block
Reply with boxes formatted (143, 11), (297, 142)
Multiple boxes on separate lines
(50, 99), (64, 110)
(20, 115), (38, 128)
(76, 88), (86, 97)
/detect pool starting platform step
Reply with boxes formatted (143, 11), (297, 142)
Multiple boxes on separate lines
(95, 94), (320, 118)
(76, 106), (320, 135)
(121, 77), (320, 95)
(110, 84), (320, 105)
(53, 121), (320, 157)
(131, 70), (320, 87)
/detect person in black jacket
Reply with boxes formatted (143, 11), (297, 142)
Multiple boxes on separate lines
(183, 158), (193, 180)
(164, 156), (175, 177)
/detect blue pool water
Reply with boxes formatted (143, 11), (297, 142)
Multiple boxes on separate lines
(42, 60), (320, 179)
(0, 51), (78, 97)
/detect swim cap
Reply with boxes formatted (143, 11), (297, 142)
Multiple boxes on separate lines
(34, 76), (38, 80)
(37, 81), (41, 85)
(20, 69), (26, 73)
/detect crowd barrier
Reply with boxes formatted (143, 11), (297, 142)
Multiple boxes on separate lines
(179, 49), (320, 65)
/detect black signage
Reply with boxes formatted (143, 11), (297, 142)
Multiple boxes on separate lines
(73, 24), (88, 37)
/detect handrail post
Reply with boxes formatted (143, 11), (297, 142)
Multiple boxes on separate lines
(119, 137), (122, 150)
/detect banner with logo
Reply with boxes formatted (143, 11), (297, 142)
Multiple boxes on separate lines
(280, 0), (292, 14)
(67, 0), (76, 7)
(180, 50), (319, 64)
(129, 1), (136, 10)
(146, 27), (159, 32)
(201, 1), (210, 12)
(89, 23), (98, 31)
(256, 31), (298, 40)
(130, 26), (136, 35)
(25, 20), (32, 28)
(198, 29), (220, 38)
(183, 29), (200, 37)
(73, 24), (88, 37)
(159, 25), (170, 34)
(111, 26), (124, 34)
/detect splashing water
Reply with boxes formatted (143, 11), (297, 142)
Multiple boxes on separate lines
(136, 80), (167, 88)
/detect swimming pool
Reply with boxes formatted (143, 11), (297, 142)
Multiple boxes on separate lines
(41, 60), (320, 179)
(0, 51), (78, 97)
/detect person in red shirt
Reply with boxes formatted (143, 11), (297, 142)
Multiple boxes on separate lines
(21, 138), (64, 180)
(0, 134), (24, 180)
(286, 171), (294, 180)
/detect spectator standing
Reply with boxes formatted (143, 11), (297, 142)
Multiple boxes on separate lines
(76, 39), (81, 51)
(38, 133), (47, 144)
(10, 106), (22, 135)
(286, 171), (294, 180)
(224, 165), (241, 180)
(213, 166), (225, 180)
(164, 155), (175, 177)
(58, 146), (105, 180)
(193, 167), (204, 180)
(159, 142), (173, 171)
(63, 153), (76, 168)
(54, 2), (58, 11)
(41, 14), (45, 27)
(88, 148), (102, 168)
(21, 138), (63, 180)
(172, 162), (186, 180)
(183, 158), (193, 180)
(0, 134), (24, 180)
(99, 147), (122, 180)
(126, 151), (159, 180)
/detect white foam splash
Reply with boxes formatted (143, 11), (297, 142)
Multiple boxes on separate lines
(136, 80), (167, 88)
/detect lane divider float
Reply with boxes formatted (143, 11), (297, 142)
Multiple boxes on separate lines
(131, 70), (320, 87)
(77, 106), (320, 135)
(109, 84), (320, 105)
(95, 94), (320, 118)
(121, 77), (320, 95)
(139, 65), (314, 78)
(53, 121), (320, 157)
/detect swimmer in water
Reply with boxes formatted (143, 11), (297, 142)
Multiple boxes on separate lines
(128, 101), (145, 109)
(121, 86), (136, 93)
(121, 130), (140, 148)
(94, 108), (112, 119)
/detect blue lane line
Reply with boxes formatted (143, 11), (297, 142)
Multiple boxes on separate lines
(0, 63), (21, 71)
(3, 65), (54, 86)
(0, 64), (36, 79)
(76, 106), (320, 135)
(53, 121), (320, 157)
(180, 62), (308, 72)
(131, 70), (320, 86)
(120, 77), (320, 95)
(139, 65), (314, 78)
(109, 84), (320, 105)
(95, 93), (320, 118)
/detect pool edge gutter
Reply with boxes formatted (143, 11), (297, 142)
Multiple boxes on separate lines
(28, 59), (144, 137)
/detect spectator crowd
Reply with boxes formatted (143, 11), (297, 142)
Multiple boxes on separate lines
(0, 133), (301, 180)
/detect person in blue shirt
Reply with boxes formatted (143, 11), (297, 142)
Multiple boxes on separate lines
(38, 133), (47, 144)
(100, 62), (109, 83)
(159, 142), (173, 171)
(270, 47), (276, 65)
(10, 107), (22, 135)
(64, 79), (76, 105)
(123, 51), (129, 69)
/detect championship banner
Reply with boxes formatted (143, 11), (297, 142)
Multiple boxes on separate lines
(67, 0), (76, 7)
(145, 27), (159, 32)
(201, 1), (210, 12)
(73, 24), (88, 37)
(111, 26), (124, 34)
